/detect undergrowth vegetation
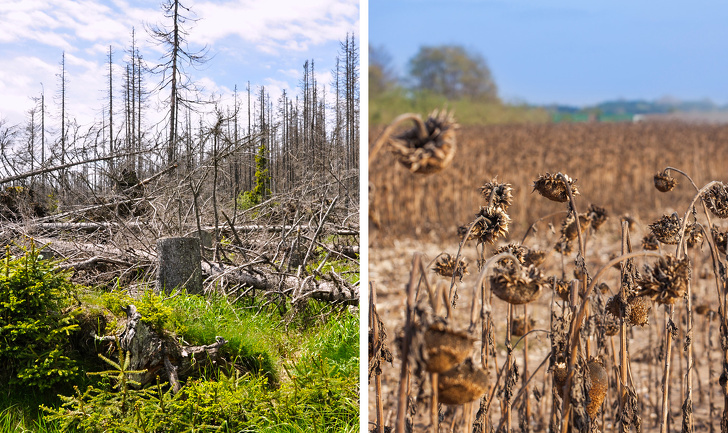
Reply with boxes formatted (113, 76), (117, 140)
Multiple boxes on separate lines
(0, 246), (359, 432)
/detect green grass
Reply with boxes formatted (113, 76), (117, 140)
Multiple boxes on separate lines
(2, 270), (359, 432)
(0, 396), (63, 433)
(166, 293), (282, 382)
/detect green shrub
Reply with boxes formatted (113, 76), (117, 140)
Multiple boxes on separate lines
(100, 289), (182, 335)
(0, 245), (80, 391)
(236, 189), (260, 211)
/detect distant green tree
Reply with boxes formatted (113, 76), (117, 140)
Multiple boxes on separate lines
(409, 45), (498, 101)
(253, 140), (271, 202)
(236, 139), (270, 210)
(369, 45), (398, 96)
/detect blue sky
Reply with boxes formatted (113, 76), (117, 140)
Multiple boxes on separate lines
(369, 0), (728, 107)
(0, 0), (359, 127)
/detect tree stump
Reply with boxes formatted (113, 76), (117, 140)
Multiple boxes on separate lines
(156, 237), (202, 294)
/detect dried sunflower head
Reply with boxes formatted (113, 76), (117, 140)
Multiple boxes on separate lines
(713, 227), (727, 255)
(438, 358), (489, 405)
(469, 206), (511, 245)
(587, 204), (608, 232)
(642, 233), (660, 251)
(490, 263), (547, 305)
(524, 249), (547, 267)
(654, 170), (677, 192)
(432, 253), (469, 280)
(480, 177), (514, 211)
(648, 212), (682, 245)
(605, 294), (623, 318)
(587, 358), (608, 419)
(561, 212), (591, 241)
(389, 109), (458, 174)
(637, 255), (691, 305)
(493, 243), (528, 265)
(609, 294), (651, 327)
(554, 239), (574, 255)
(625, 296), (651, 326)
(533, 172), (579, 203)
(423, 323), (475, 373)
(554, 278), (571, 302)
(704, 183), (728, 219)
(685, 223), (704, 248)
(511, 315), (535, 337)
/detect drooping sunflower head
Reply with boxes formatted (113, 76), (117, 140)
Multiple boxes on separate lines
(437, 358), (489, 405)
(423, 322), (474, 373)
(587, 204), (608, 232)
(469, 206), (511, 245)
(685, 223), (704, 249)
(533, 172), (579, 203)
(642, 233), (660, 251)
(389, 109), (458, 175)
(432, 253), (469, 280)
(713, 227), (727, 255)
(654, 170), (677, 192)
(490, 263), (547, 305)
(637, 254), (691, 305)
(480, 177), (514, 211)
(703, 183), (728, 219)
(493, 243), (528, 265)
(561, 212), (591, 242)
(648, 213), (682, 245)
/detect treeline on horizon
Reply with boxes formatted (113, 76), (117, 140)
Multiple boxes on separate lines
(368, 44), (550, 126)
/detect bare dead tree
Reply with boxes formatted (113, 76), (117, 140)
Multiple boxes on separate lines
(146, 0), (209, 166)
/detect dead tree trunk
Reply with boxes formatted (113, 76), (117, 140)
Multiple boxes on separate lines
(157, 236), (202, 294)
(97, 304), (227, 392)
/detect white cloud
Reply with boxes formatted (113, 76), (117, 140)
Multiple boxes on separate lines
(193, 0), (359, 55)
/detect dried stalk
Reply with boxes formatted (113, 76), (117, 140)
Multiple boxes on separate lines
(370, 282), (385, 433)
(395, 254), (421, 433)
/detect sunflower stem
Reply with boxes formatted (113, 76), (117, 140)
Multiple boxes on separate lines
(369, 113), (429, 168)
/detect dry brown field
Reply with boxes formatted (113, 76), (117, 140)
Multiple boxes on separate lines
(368, 121), (728, 432)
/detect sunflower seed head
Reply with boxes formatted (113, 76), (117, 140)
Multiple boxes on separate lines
(389, 109), (458, 175)
(423, 323), (475, 373)
(480, 177), (514, 211)
(511, 315), (535, 337)
(625, 296), (651, 326)
(713, 227), (727, 255)
(493, 242), (528, 265)
(642, 233), (660, 251)
(637, 254), (691, 305)
(587, 358), (608, 419)
(533, 172), (579, 203)
(469, 206), (511, 245)
(648, 212), (682, 245)
(432, 253), (469, 280)
(561, 212), (591, 241)
(490, 263), (547, 305)
(654, 170), (678, 192)
(685, 223), (704, 248)
(587, 204), (608, 232)
(704, 183), (728, 219)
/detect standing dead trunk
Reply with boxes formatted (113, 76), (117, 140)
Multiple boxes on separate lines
(157, 236), (202, 294)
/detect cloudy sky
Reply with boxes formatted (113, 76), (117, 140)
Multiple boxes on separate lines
(370, 0), (728, 107)
(0, 0), (359, 128)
